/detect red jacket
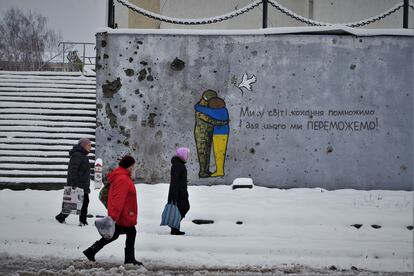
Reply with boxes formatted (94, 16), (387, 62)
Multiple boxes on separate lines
(107, 167), (138, 227)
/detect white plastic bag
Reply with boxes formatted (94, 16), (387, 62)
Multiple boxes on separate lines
(61, 186), (84, 215)
(94, 216), (115, 240)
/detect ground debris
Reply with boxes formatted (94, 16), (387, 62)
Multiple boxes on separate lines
(0, 255), (411, 276)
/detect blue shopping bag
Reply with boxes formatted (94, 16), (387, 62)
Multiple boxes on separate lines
(160, 203), (181, 229)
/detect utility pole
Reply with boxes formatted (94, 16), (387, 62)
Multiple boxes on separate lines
(403, 0), (409, 28)
(262, 0), (268, 28)
(108, 0), (115, 28)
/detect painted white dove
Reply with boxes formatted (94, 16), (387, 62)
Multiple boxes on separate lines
(238, 72), (257, 91)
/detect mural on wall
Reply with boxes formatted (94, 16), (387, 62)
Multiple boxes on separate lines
(194, 90), (230, 178)
(95, 32), (412, 190)
(232, 72), (257, 96)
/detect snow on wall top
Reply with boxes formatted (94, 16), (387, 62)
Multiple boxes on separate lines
(96, 26), (414, 37)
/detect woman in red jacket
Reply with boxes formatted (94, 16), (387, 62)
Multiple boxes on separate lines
(83, 155), (142, 265)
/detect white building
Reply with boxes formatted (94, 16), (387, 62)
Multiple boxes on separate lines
(112, 0), (414, 29)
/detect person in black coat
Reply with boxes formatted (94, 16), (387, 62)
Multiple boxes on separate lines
(55, 138), (92, 226)
(167, 147), (190, 235)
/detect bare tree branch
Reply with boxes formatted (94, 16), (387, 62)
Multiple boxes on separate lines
(0, 8), (62, 71)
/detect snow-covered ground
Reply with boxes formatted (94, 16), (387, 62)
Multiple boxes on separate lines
(0, 182), (412, 275)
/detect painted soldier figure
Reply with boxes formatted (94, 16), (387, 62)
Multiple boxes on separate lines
(194, 90), (229, 178)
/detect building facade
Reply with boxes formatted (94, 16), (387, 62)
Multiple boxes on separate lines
(112, 0), (414, 29)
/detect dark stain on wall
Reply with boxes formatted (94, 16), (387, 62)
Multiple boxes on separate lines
(102, 78), (122, 98)
(170, 57), (185, 71)
(120, 106), (127, 115)
(148, 113), (157, 128)
(96, 119), (102, 128)
(138, 69), (147, 81)
(146, 68), (154, 81)
(150, 171), (159, 183)
(120, 125), (130, 138)
(350, 64), (357, 70)
(155, 130), (162, 141)
(124, 69), (135, 77)
(101, 40), (107, 47)
(132, 142), (139, 151)
(327, 146), (333, 154)
(128, 114), (137, 122)
(105, 103), (117, 128)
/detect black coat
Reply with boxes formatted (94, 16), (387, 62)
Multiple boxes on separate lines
(168, 156), (190, 217)
(67, 144), (91, 193)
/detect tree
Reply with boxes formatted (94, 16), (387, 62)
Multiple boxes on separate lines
(0, 8), (61, 71)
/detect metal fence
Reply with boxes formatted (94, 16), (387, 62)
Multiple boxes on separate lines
(58, 41), (96, 72)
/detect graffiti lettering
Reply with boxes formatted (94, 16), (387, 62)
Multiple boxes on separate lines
(290, 110), (324, 117)
(240, 106), (379, 132)
(307, 118), (379, 131)
(263, 123), (287, 130)
(240, 107), (265, 118)
(267, 108), (288, 118)
(328, 110), (375, 116)
(290, 124), (303, 130)
(245, 121), (259, 129)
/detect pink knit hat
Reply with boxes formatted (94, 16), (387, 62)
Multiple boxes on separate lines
(176, 147), (190, 162)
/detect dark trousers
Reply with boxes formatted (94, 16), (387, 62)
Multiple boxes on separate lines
(170, 208), (188, 231)
(57, 192), (89, 223)
(96, 224), (136, 250)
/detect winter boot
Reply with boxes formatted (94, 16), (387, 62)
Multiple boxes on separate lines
(170, 228), (185, 235)
(79, 221), (88, 226)
(83, 242), (103, 262)
(55, 213), (66, 224)
(124, 248), (143, 266)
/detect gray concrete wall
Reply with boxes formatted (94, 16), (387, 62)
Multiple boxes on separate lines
(95, 31), (413, 190)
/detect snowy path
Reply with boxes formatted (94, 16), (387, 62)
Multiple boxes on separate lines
(0, 254), (411, 276)
(0, 184), (412, 274)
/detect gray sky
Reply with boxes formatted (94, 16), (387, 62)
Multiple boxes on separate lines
(0, 0), (107, 43)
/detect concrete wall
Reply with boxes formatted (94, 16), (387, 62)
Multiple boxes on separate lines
(95, 31), (413, 190)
